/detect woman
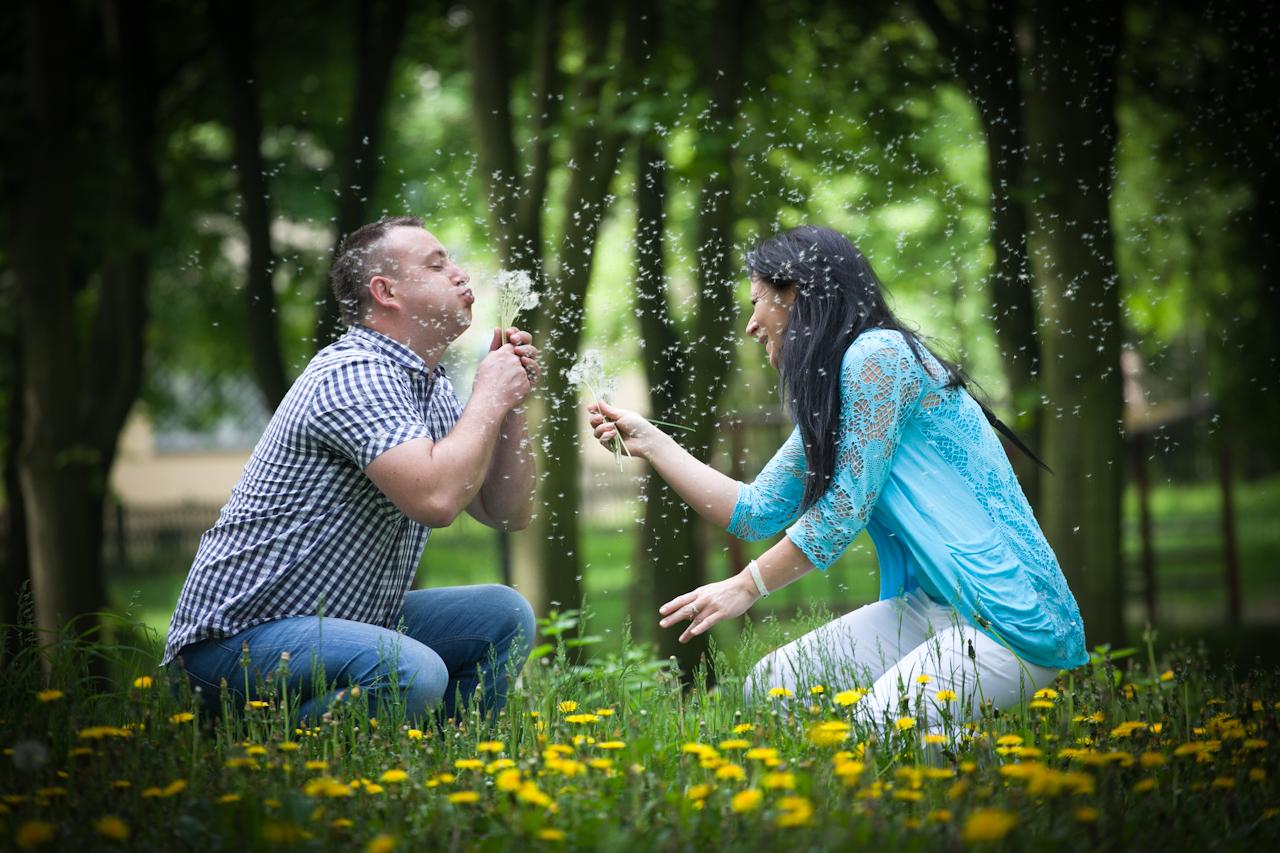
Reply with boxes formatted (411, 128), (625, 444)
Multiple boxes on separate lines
(587, 225), (1087, 730)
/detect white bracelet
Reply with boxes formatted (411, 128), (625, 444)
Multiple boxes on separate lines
(747, 559), (770, 598)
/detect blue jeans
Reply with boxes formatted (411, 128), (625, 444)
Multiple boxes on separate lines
(173, 585), (536, 724)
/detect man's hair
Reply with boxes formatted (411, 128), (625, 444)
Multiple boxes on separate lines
(330, 215), (424, 325)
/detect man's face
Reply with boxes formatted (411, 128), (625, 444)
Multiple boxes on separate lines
(379, 227), (474, 341)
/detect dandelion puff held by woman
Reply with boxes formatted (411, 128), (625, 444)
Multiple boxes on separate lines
(587, 225), (1088, 732)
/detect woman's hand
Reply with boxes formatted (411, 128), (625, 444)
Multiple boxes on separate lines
(659, 573), (760, 644)
(586, 400), (669, 461)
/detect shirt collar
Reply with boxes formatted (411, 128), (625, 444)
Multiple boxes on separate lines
(346, 325), (446, 379)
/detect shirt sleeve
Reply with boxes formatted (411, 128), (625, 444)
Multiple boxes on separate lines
(786, 333), (926, 570)
(727, 426), (808, 541)
(307, 357), (434, 470)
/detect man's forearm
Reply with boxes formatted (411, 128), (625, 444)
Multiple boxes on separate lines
(477, 407), (537, 527)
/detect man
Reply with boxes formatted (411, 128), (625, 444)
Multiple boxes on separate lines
(163, 215), (538, 723)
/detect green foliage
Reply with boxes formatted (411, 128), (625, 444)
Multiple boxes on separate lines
(2, 607), (1279, 850)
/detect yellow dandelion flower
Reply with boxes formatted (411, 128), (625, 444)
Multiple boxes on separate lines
(767, 687), (793, 699)
(809, 720), (851, 747)
(1159, 670), (1174, 682)
(17, 820), (55, 848)
(93, 816), (129, 841)
(516, 781), (551, 807)
(379, 769), (408, 784)
(730, 788), (763, 812)
(1211, 777), (1235, 790)
(935, 689), (958, 702)
(745, 747), (778, 761)
(686, 783), (713, 800)
(407, 729), (424, 741)
(277, 741), (300, 752)
(486, 758), (516, 773)
(557, 701), (578, 713)
(496, 769), (522, 791)
(962, 808), (1018, 843)
(594, 708), (615, 716)
(1139, 752), (1165, 768)
(330, 817), (353, 830)
(1249, 768), (1266, 782)
(915, 674), (932, 684)
(132, 676), (154, 689)
(895, 717), (916, 731)
(1029, 700), (1054, 709)
(718, 739), (751, 751)
(763, 772), (796, 790)
(834, 689), (866, 706)
(454, 759), (484, 770)
(246, 700), (270, 710)
(447, 791), (481, 804)
(1074, 806), (1099, 823)
(476, 740), (504, 753)
(538, 828), (566, 842)
(715, 763), (747, 781)
(305, 760), (328, 771)
(365, 833), (396, 853)
(923, 733), (947, 745)
(776, 795), (814, 828)
(564, 713), (599, 724)
(168, 712), (195, 724)
(1133, 778), (1156, 793)
(733, 723), (755, 734)
(597, 740), (625, 750)
(35, 690), (63, 703)
(927, 809), (953, 824)
(810, 685), (826, 695)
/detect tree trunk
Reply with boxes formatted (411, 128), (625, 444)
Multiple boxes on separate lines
(15, 0), (159, 646)
(210, 0), (289, 408)
(914, 0), (1042, 502)
(2, 332), (32, 650)
(634, 0), (749, 681)
(316, 0), (411, 346)
(1025, 0), (1125, 648)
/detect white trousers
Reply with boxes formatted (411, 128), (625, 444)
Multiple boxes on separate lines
(745, 590), (1059, 731)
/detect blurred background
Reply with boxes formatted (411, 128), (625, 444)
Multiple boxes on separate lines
(1, 0), (1277, 677)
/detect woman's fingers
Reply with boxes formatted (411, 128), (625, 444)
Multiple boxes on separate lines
(658, 591), (698, 620)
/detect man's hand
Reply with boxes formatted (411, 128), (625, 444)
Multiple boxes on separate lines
(494, 326), (540, 387)
(473, 330), (531, 413)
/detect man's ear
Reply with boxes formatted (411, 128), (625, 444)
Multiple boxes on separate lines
(369, 275), (396, 309)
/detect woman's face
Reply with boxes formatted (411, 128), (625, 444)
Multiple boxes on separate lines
(746, 276), (795, 369)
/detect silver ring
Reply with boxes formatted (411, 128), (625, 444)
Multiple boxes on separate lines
(687, 604), (699, 617)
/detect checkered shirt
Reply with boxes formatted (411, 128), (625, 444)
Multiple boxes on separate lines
(161, 325), (463, 665)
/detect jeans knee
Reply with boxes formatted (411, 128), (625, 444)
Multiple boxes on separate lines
(484, 585), (537, 653)
(395, 649), (449, 721)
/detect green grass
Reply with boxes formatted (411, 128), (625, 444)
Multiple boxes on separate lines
(1, 612), (1278, 851)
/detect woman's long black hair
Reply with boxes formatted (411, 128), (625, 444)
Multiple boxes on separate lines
(745, 225), (1047, 513)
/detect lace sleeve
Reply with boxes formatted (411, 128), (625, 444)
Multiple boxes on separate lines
(786, 333), (925, 570)
(727, 426), (807, 541)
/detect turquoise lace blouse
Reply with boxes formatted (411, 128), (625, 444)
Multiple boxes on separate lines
(728, 329), (1088, 670)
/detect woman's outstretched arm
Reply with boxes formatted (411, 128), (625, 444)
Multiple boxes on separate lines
(586, 400), (739, 527)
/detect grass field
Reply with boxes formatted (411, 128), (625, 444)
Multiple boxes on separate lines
(1, 609), (1278, 851)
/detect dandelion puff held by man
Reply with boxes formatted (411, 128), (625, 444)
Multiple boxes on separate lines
(587, 225), (1087, 732)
